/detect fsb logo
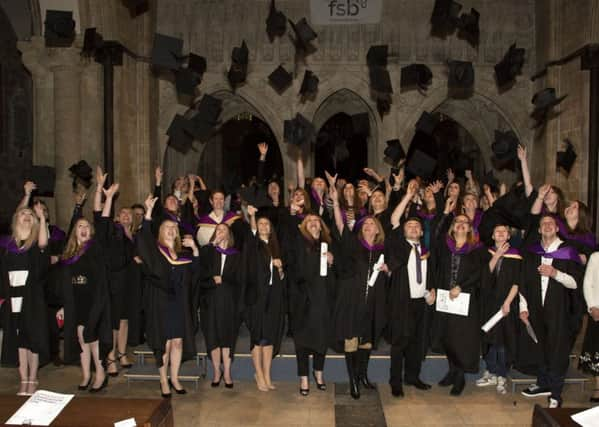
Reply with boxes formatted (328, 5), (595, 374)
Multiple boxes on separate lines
(328, 0), (369, 17)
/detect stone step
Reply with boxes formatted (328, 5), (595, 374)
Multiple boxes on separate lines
(123, 360), (204, 390)
(508, 366), (589, 394)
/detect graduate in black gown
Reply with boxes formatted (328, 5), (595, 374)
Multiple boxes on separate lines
(286, 213), (335, 396)
(477, 224), (521, 395)
(56, 210), (112, 392)
(199, 223), (244, 389)
(580, 251), (599, 402)
(137, 194), (201, 397)
(518, 214), (584, 408)
(329, 183), (388, 399)
(244, 206), (287, 392)
(0, 204), (49, 396)
(432, 209), (484, 396)
(385, 181), (437, 398)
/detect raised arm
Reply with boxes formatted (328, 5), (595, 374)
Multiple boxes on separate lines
(33, 201), (48, 249)
(94, 166), (107, 213)
(257, 143), (268, 184)
(391, 179), (418, 229)
(101, 183), (120, 218)
(296, 153), (305, 189)
(517, 145), (533, 197)
(329, 179), (344, 235)
(18, 181), (36, 210)
(530, 183), (550, 215)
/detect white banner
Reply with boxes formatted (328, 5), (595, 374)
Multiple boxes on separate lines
(310, 0), (383, 25)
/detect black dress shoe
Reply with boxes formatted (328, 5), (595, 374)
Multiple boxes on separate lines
(391, 386), (404, 398)
(78, 378), (91, 391)
(405, 379), (432, 390)
(211, 374), (222, 388)
(312, 371), (327, 391)
(169, 379), (187, 395)
(89, 377), (108, 393)
(450, 374), (465, 396)
(438, 371), (456, 387)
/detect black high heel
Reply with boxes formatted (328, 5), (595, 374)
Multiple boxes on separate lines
(211, 373), (222, 388)
(312, 370), (327, 391)
(169, 379), (187, 395)
(160, 381), (172, 398)
(224, 380), (234, 389)
(89, 376), (108, 393)
(117, 352), (133, 369)
(78, 378), (92, 391)
(106, 358), (119, 377)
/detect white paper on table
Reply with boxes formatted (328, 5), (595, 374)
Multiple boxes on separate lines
(571, 406), (599, 427)
(435, 289), (470, 316)
(114, 417), (137, 427)
(319, 242), (328, 277)
(5, 390), (74, 426)
(367, 254), (385, 287)
(481, 309), (504, 333)
(10, 297), (23, 313)
(8, 270), (28, 287)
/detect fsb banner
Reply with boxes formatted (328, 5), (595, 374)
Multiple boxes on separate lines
(310, 0), (383, 25)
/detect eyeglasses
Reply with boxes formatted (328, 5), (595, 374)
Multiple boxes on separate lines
(454, 220), (470, 225)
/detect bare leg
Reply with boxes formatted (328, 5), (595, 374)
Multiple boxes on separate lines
(117, 320), (131, 366)
(262, 345), (275, 389)
(169, 338), (183, 390)
(159, 340), (171, 395)
(26, 350), (39, 395)
(106, 330), (118, 374)
(90, 340), (106, 388)
(17, 348), (28, 395)
(251, 345), (268, 391)
(222, 347), (233, 385)
(210, 348), (222, 383)
(77, 326), (91, 388)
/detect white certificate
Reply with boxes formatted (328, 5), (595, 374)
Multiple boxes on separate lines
(5, 390), (74, 426)
(8, 270), (28, 287)
(481, 309), (504, 333)
(320, 242), (328, 277)
(11, 297), (23, 313)
(571, 406), (599, 427)
(435, 289), (470, 316)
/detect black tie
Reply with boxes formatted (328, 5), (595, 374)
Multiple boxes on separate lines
(414, 243), (422, 284)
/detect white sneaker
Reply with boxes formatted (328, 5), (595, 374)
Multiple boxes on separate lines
(476, 371), (497, 387)
(548, 397), (561, 408)
(496, 376), (507, 394)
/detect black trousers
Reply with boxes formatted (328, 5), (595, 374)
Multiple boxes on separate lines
(296, 346), (326, 377)
(389, 298), (425, 388)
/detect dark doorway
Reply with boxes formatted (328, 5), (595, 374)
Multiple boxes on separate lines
(198, 114), (283, 191)
(314, 113), (368, 182)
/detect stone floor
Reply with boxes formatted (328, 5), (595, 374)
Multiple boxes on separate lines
(0, 362), (595, 426)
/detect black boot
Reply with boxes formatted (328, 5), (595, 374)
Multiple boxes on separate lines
(438, 369), (456, 387)
(345, 352), (360, 399)
(357, 349), (376, 390)
(450, 370), (465, 396)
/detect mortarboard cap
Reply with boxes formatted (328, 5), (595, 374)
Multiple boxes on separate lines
(415, 111), (440, 136)
(68, 160), (93, 189)
(188, 95), (223, 141)
(406, 149), (438, 179)
(44, 10), (76, 47)
(377, 97), (392, 116)
(284, 113), (315, 146)
(492, 129), (519, 162)
(494, 44), (526, 88)
(481, 170), (499, 191)
(556, 139), (577, 174)
(266, 0), (287, 42)
(448, 60), (475, 90)
(299, 70), (319, 96)
(122, 0), (149, 16)
(430, 0), (462, 37)
(28, 166), (56, 197)
(240, 185), (272, 208)
(369, 67), (393, 94)
(288, 18), (317, 50)
(188, 54), (207, 75)
(384, 139), (406, 164)
(531, 88), (567, 123)
(351, 113), (370, 136)
(457, 8), (480, 47)
(366, 45), (388, 68)
(166, 114), (194, 153)
(268, 65), (293, 93)
(151, 33), (183, 70)
(175, 68), (201, 97)
(400, 64), (433, 92)
(82, 28), (103, 57)
(228, 40), (249, 88)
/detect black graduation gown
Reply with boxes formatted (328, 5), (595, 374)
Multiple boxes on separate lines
(198, 245), (245, 354)
(56, 241), (112, 364)
(243, 233), (287, 356)
(432, 241), (484, 373)
(96, 217), (143, 344)
(480, 249), (522, 364)
(136, 220), (200, 367)
(516, 242), (584, 376)
(285, 232), (336, 354)
(331, 228), (387, 351)
(0, 241), (50, 366)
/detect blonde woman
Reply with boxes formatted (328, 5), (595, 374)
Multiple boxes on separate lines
(0, 204), (49, 396)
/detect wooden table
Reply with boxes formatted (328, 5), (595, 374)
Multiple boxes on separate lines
(0, 395), (174, 427)
(532, 404), (590, 427)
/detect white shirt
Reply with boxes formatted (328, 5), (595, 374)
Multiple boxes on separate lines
(519, 238), (577, 312)
(406, 239), (427, 299)
(252, 229), (273, 285)
(584, 252), (599, 312)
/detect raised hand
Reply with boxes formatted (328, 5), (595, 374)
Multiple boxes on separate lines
(465, 169), (472, 180)
(155, 166), (163, 185)
(96, 166), (107, 188)
(102, 183), (120, 199)
(24, 181), (37, 195)
(444, 197), (456, 214)
(406, 179), (419, 198)
(517, 144), (527, 162)
(446, 168), (455, 183)
(144, 194), (158, 214)
(75, 191), (87, 206)
(329, 184), (339, 202)
(257, 142), (268, 158)
(324, 170), (337, 187)
(247, 205), (258, 217)
(537, 183), (551, 200)
(430, 180), (444, 193)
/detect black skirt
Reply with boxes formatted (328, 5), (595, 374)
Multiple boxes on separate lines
(579, 314), (599, 376)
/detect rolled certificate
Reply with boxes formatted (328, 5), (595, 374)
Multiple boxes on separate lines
(481, 309), (504, 333)
(367, 254), (385, 287)
(320, 242), (328, 277)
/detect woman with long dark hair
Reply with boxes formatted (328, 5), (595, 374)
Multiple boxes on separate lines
(244, 206), (287, 391)
(0, 203), (49, 396)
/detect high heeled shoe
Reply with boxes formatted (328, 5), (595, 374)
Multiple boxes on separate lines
(78, 378), (92, 391)
(105, 358), (119, 377)
(224, 380), (234, 389)
(211, 373), (222, 388)
(312, 370), (327, 391)
(160, 382), (172, 399)
(89, 376), (108, 393)
(117, 352), (133, 369)
(168, 379), (187, 394)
